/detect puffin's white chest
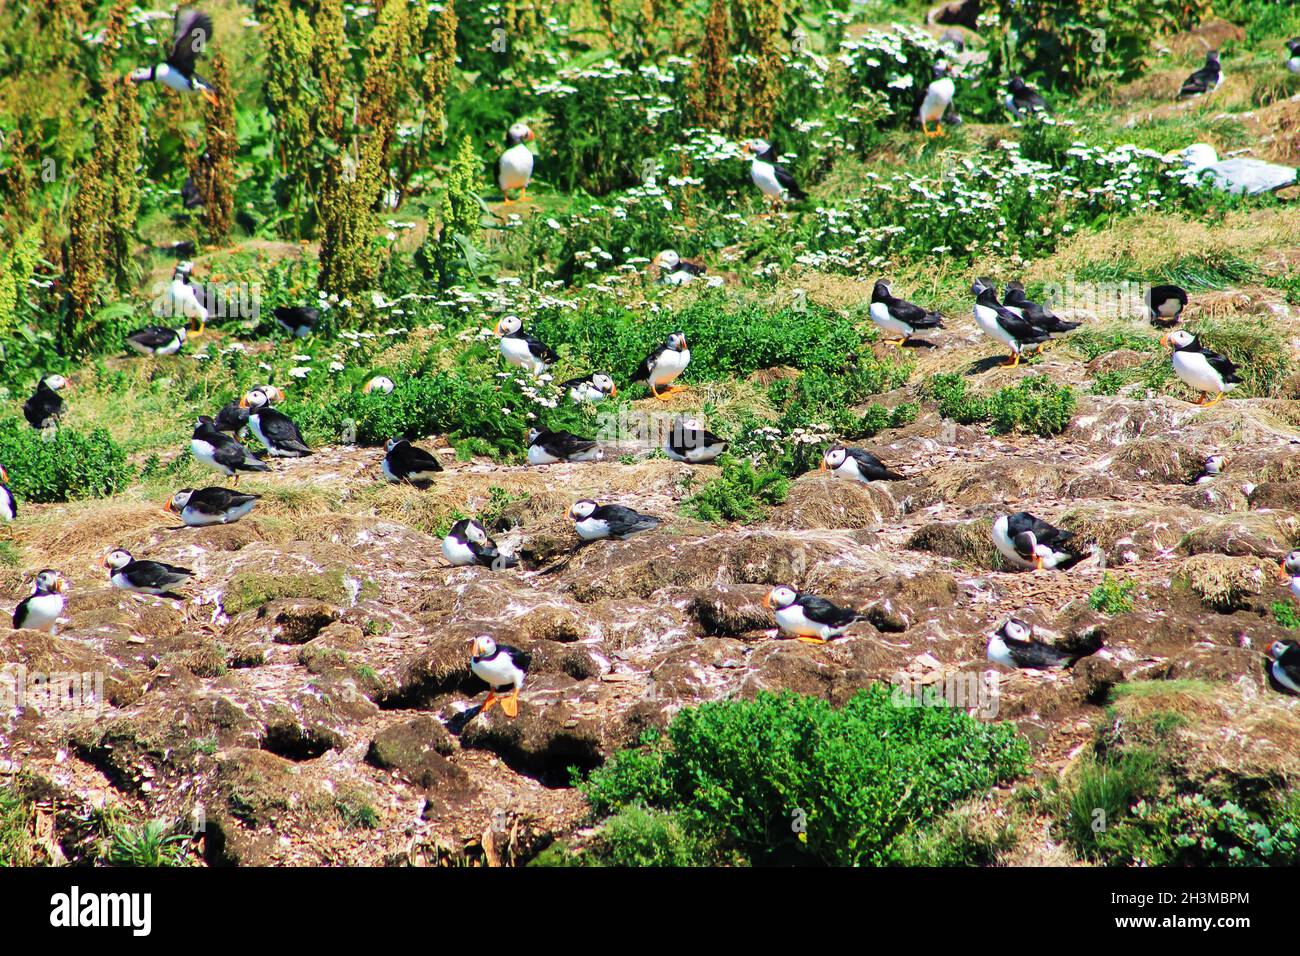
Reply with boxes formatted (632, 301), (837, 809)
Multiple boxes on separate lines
(0, 488), (14, 521)
(574, 517), (610, 540)
(665, 436), (725, 464)
(186, 500), (254, 526)
(169, 278), (206, 320)
(991, 516), (1035, 570)
(1289, 57), (1300, 76)
(248, 414), (287, 455)
(775, 604), (822, 637)
(648, 348), (689, 387)
(920, 78), (955, 122)
(527, 444), (561, 466)
(191, 438), (221, 470)
(869, 301), (911, 336)
(1273, 660), (1300, 695)
(472, 653), (524, 689)
(569, 383), (606, 403)
(663, 269), (692, 286)
(986, 635), (1016, 669)
(832, 459), (867, 483)
(500, 335), (546, 372)
(974, 303), (1019, 350)
(1172, 351), (1230, 394)
(19, 593), (63, 631)
(498, 144), (534, 191)
(750, 160), (783, 199)
(442, 535), (476, 566)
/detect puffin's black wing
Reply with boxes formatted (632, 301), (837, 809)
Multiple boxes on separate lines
(1202, 349), (1242, 384)
(887, 295), (944, 330)
(191, 487), (260, 512)
(274, 305), (319, 333)
(994, 304), (1049, 343)
(593, 504), (660, 538)
(846, 448), (905, 480)
(214, 435), (270, 472)
(214, 400), (249, 433)
(1006, 637), (1076, 669)
(539, 430), (597, 458)
(168, 8), (213, 78)
(497, 643), (532, 673)
(1007, 512), (1075, 549)
(1179, 62), (1217, 97)
(632, 343), (668, 383)
(773, 164), (806, 200)
(23, 382), (62, 429)
(258, 410), (311, 454)
(1278, 644), (1300, 687)
(471, 539), (517, 569)
(393, 442), (443, 473)
(523, 333), (558, 364)
(125, 560), (194, 590)
(796, 593), (858, 628)
(13, 595), (35, 629)
(557, 375), (593, 392)
(127, 326), (179, 350)
(679, 261), (707, 276)
(1011, 296), (1079, 334)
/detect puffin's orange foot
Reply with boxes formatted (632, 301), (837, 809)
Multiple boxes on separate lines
(1002, 353), (1021, 367)
(481, 692), (498, 714)
(795, 636), (829, 645)
(500, 691), (519, 718)
(1203, 393), (1225, 407)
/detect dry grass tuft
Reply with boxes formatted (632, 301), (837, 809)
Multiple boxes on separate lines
(1173, 554), (1271, 611)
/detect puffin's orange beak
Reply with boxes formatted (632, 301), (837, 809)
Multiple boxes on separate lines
(164, 499), (175, 514)
(1281, 562), (1292, 582)
(362, 380), (374, 394)
(238, 396), (249, 408)
(1033, 555), (1045, 571)
(493, 320), (504, 335)
(56, 577), (67, 593)
(471, 637), (483, 656)
(100, 555), (110, 568)
(1159, 334), (1171, 347)
(526, 129), (535, 142)
(609, 384), (617, 397)
(818, 460), (827, 471)
(762, 592), (773, 609)
(0, 466), (8, 483)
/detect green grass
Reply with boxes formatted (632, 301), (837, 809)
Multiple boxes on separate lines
(1272, 600), (1300, 630)
(679, 457), (790, 524)
(1088, 573), (1137, 614)
(928, 374), (1077, 437)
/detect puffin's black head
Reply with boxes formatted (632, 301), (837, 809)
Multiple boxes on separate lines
(931, 61), (951, 78)
(193, 415), (218, 435)
(569, 499), (598, 521)
(471, 635), (498, 659)
(494, 314), (522, 337)
(1281, 550), (1300, 580)
(1203, 454), (1226, 476)
(820, 446), (848, 471)
(998, 618), (1033, 642)
(505, 122), (534, 146)
(665, 331), (687, 352)
(1206, 50), (1220, 65)
(1288, 39), (1300, 56)
(1009, 76), (1028, 94)
(1013, 530), (1042, 565)
(103, 549), (133, 571)
(871, 279), (891, 301)
(239, 388), (270, 410)
(384, 437), (410, 453)
(974, 282), (1000, 304)
(1160, 329), (1197, 352)
(166, 488), (195, 513)
(464, 519), (489, 545)
(33, 569), (65, 595)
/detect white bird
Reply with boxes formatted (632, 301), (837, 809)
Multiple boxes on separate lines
(741, 139), (805, 212)
(918, 62), (956, 137)
(1174, 143), (1296, 196)
(498, 123), (535, 203)
(166, 261), (210, 334)
(1161, 329), (1241, 406)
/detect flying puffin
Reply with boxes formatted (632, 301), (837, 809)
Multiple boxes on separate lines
(1189, 454), (1226, 485)
(569, 499), (660, 541)
(665, 417), (726, 464)
(127, 8), (218, 104)
(274, 305), (320, 338)
(918, 61), (956, 137)
(869, 279), (944, 345)
(632, 331), (690, 400)
(241, 389), (311, 457)
(191, 416), (271, 484)
(1161, 330), (1240, 407)
(972, 279), (1049, 366)
(12, 570), (66, 633)
(213, 384), (284, 437)
(363, 376), (395, 395)
(764, 586), (860, 644)
(1, 464), (14, 522)
(987, 619), (1095, 670)
(527, 427), (601, 465)
(821, 445), (905, 482)
(1267, 641), (1300, 696)
(498, 122), (535, 204)
(1278, 551), (1300, 603)
(470, 635), (530, 718)
(382, 437), (444, 487)
(104, 548), (194, 596)
(166, 486), (260, 526)
(1288, 39), (1300, 75)
(652, 250), (707, 286)
(1146, 285), (1188, 326)
(741, 139), (805, 211)
(1002, 282), (1080, 340)
(167, 261), (211, 334)
(126, 324), (187, 356)
(23, 375), (67, 430)
(559, 373), (616, 404)
(443, 518), (518, 569)
(494, 315), (557, 375)
(1179, 51), (1222, 98)
(993, 512), (1084, 571)
(1005, 76), (1048, 118)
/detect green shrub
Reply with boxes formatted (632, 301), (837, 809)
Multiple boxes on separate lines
(892, 802), (1020, 866)
(0, 783), (40, 866)
(680, 456), (789, 524)
(1124, 793), (1300, 866)
(579, 687), (1029, 866)
(1059, 750), (1164, 860)
(586, 806), (711, 867)
(1272, 600), (1300, 630)
(0, 417), (133, 503)
(928, 374), (1076, 437)
(1089, 573), (1137, 615)
(106, 819), (192, 867)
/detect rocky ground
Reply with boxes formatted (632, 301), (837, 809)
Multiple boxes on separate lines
(7, 280), (1300, 865)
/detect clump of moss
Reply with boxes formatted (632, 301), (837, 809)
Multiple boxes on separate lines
(222, 568), (354, 615)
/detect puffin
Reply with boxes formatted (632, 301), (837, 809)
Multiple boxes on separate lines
(986, 619), (1094, 670)
(821, 445), (905, 482)
(652, 250), (707, 286)
(166, 487), (261, 526)
(274, 305), (320, 338)
(470, 635), (530, 717)
(918, 61), (956, 137)
(443, 518), (517, 569)
(569, 499), (660, 541)
(12, 570), (66, 633)
(972, 279), (1049, 366)
(241, 389), (312, 457)
(127, 7), (218, 104)
(869, 279), (944, 345)
(126, 324), (187, 356)
(1002, 281), (1080, 339)
(559, 373), (616, 404)
(1, 464), (15, 522)
(1005, 76), (1048, 118)
(632, 331), (690, 400)
(1288, 39), (1300, 75)
(665, 418), (726, 464)
(764, 586), (860, 644)
(167, 261), (211, 334)
(363, 376), (395, 395)
(191, 416), (271, 484)
(494, 315), (556, 375)
(527, 427), (601, 465)
(1146, 285), (1188, 326)
(1189, 454), (1226, 485)
(104, 548), (194, 596)
(1179, 51), (1222, 98)
(23, 375), (67, 430)
(993, 512), (1084, 571)
(741, 139), (805, 211)
(213, 384), (284, 437)
(1278, 551), (1300, 603)
(1267, 641), (1300, 696)
(498, 122), (535, 204)
(382, 437), (444, 487)
(1161, 330), (1240, 407)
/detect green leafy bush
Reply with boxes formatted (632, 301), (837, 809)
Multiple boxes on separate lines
(0, 418), (133, 503)
(1089, 573), (1136, 614)
(1272, 600), (1300, 630)
(679, 456), (790, 524)
(928, 374), (1076, 437)
(579, 687), (1029, 866)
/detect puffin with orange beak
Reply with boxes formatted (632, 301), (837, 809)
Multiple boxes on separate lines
(1279, 551), (1300, 602)
(103, 549), (194, 596)
(987, 619), (1097, 670)
(241, 389), (311, 458)
(470, 635), (530, 718)
(214, 384), (284, 438)
(821, 446), (905, 483)
(1161, 330), (1240, 407)
(632, 331), (690, 400)
(764, 586), (860, 644)
(166, 487), (261, 526)
(12, 570), (66, 633)
(494, 315), (556, 375)
(0, 464), (15, 522)
(559, 373), (617, 404)
(992, 512), (1084, 571)
(1267, 640), (1300, 696)
(127, 7), (219, 105)
(498, 123), (536, 203)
